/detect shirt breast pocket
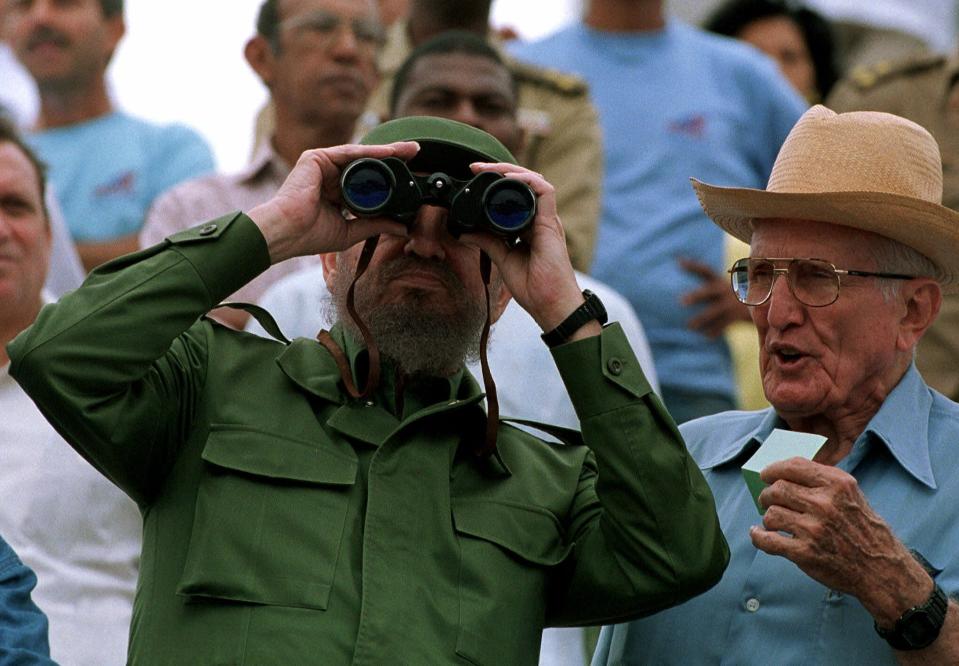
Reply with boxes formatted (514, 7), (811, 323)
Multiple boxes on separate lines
(176, 425), (356, 611)
(451, 498), (571, 665)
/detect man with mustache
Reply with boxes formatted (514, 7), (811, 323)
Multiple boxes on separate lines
(2, 0), (215, 272)
(595, 106), (959, 664)
(8, 112), (729, 662)
(139, 0), (383, 330)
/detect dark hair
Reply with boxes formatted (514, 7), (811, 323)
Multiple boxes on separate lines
(98, 0), (123, 18)
(256, 0), (281, 49)
(0, 117), (48, 221)
(390, 30), (516, 116)
(704, 0), (838, 99)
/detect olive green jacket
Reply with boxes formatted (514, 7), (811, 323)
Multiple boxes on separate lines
(9, 213), (727, 665)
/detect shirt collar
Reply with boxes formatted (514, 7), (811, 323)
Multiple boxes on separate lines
(856, 363), (936, 489)
(699, 364), (936, 489)
(236, 139), (290, 186)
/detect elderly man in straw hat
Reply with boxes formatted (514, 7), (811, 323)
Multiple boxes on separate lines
(593, 104), (959, 664)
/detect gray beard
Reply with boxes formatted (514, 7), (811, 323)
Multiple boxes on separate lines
(330, 256), (487, 378)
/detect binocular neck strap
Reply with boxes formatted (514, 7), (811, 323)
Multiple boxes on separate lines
(475, 251), (501, 458)
(317, 235), (382, 400)
(317, 239), (500, 457)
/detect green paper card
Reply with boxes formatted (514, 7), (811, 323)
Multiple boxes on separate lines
(742, 428), (827, 514)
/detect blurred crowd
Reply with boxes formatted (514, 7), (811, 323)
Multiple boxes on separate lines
(1, 0), (958, 664)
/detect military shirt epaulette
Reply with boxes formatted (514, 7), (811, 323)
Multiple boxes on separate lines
(847, 53), (947, 91)
(505, 57), (589, 96)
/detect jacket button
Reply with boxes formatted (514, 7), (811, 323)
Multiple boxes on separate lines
(199, 223), (218, 236)
(607, 357), (624, 375)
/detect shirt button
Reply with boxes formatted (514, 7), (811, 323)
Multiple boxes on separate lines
(745, 597), (761, 613)
(199, 223), (218, 236)
(607, 357), (624, 375)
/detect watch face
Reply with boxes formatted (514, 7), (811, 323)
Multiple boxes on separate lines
(901, 611), (939, 648)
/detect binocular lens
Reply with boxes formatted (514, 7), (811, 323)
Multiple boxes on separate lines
(342, 161), (392, 211)
(485, 181), (535, 232)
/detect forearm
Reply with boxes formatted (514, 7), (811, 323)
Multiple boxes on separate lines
(8, 212), (269, 500)
(547, 324), (728, 625)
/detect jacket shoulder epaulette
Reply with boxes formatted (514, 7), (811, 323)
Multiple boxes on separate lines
(847, 53), (947, 91)
(506, 57), (589, 96)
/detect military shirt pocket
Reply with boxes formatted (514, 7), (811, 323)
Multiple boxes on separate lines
(451, 498), (571, 665)
(176, 425), (356, 611)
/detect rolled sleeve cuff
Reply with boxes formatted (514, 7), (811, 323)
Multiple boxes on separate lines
(551, 322), (655, 420)
(164, 211), (271, 307)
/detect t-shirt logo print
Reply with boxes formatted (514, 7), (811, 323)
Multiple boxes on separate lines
(668, 114), (707, 139)
(94, 171), (137, 198)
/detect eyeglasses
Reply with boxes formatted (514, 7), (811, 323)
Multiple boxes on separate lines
(278, 10), (385, 52)
(729, 257), (916, 307)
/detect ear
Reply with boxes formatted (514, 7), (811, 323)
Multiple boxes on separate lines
(103, 13), (125, 63)
(320, 251), (339, 293)
(896, 278), (942, 352)
(244, 35), (276, 87)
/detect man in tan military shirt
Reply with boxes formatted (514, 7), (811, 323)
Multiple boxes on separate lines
(254, 0), (603, 272)
(828, 52), (959, 398)
(373, 0), (603, 272)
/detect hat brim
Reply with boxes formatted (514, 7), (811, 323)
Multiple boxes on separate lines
(691, 178), (959, 291)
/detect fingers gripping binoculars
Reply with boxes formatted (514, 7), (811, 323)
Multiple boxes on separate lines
(339, 157), (536, 239)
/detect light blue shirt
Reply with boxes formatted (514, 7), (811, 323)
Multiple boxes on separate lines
(594, 364), (959, 665)
(510, 22), (805, 399)
(29, 111), (215, 242)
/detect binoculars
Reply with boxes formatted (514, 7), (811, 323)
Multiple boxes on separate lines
(339, 157), (536, 239)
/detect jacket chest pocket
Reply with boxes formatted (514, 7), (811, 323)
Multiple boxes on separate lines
(451, 498), (571, 665)
(176, 426), (356, 611)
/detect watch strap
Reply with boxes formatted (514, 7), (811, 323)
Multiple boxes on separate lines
(875, 582), (948, 651)
(541, 289), (608, 347)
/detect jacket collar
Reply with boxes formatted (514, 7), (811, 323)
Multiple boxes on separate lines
(699, 364), (936, 489)
(274, 324), (510, 474)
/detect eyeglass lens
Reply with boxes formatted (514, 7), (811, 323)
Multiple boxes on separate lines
(285, 10), (384, 48)
(731, 258), (840, 307)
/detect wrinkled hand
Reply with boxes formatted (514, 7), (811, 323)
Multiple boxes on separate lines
(459, 163), (588, 335)
(679, 257), (751, 338)
(753, 457), (931, 626)
(248, 142), (420, 264)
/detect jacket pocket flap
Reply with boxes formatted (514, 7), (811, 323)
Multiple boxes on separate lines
(452, 498), (570, 566)
(202, 426), (356, 485)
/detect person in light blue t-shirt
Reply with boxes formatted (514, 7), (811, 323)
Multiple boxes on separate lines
(5, 0), (214, 273)
(509, 0), (806, 423)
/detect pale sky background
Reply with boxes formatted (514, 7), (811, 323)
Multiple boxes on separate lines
(107, 1), (581, 173)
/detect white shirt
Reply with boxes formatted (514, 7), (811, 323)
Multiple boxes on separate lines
(0, 43), (38, 127)
(0, 342), (140, 665)
(245, 267), (661, 666)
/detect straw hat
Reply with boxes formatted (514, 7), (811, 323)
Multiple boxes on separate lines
(692, 104), (959, 287)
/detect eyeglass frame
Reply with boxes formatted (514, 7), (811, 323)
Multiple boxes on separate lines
(728, 256), (917, 307)
(276, 9), (385, 51)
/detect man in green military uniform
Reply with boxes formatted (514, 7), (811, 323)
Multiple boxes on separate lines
(8, 117), (727, 664)
(828, 53), (959, 400)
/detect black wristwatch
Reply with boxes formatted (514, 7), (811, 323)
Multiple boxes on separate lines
(874, 581), (949, 651)
(541, 289), (608, 347)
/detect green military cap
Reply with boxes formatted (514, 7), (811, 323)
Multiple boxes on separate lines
(361, 115), (516, 179)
